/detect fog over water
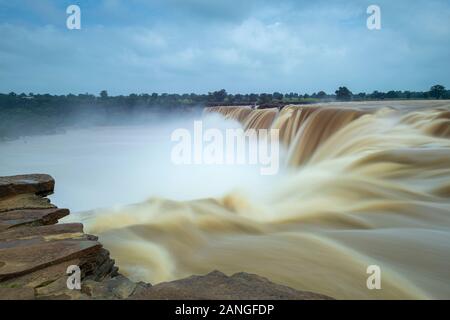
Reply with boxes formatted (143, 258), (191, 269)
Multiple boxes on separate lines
(0, 114), (282, 212)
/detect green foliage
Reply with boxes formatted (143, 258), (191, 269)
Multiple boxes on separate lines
(100, 90), (108, 99)
(335, 87), (352, 101)
(429, 85), (446, 99)
(1, 86), (448, 139)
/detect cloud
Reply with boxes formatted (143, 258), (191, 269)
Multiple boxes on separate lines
(0, 0), (449, 94)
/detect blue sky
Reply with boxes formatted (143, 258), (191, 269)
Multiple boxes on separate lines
(0, 0), (449, 95)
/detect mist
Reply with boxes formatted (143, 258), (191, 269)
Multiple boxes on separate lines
(0, 111), (284, 212)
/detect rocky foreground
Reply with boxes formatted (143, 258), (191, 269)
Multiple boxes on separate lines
(0, 174), (332, 300)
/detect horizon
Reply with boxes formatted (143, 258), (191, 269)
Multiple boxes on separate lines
(1, 85), (447, 97)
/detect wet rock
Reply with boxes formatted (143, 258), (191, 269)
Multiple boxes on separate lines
(0, 238), (102, 281)
(0, 194), (55, 213)
(129, 270), (333, 300)
(0, 174), (55, 198)
(36, 277), (92, 300)
(0, 208), (69, 231)
(0, 287), (35, 300)
(80, 248), (117, 281)
(0, 223), (84, 241)
(0, 174), (123, 300)
(82, 275), (137, 299)
(0, 258), (80, 290)
(35, 276), (91, 300)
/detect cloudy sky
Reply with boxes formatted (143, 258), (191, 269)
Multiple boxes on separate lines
(0, 0), (449, 95)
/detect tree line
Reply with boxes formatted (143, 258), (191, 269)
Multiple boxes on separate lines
(0, 85), (448, 139)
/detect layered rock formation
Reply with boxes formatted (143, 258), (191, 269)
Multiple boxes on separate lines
(0, 174), (332, 300)
(0, 174), (123, 299)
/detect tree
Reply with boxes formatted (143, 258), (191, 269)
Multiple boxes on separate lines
(355, 92), (366, 100)
(404, 91), (411, 99)
(429, 85), (446, 99)
(317, 91), (327, 99)
(335, 87), (352, 101)
(100, 90), (108, 99)
(370, 90), (385, 100)
(273, 92), (283, 101)
(249, 93), (259, 103)
(212, 89), (227, 102)
(444, 90), (450, 99)
(386, 91), (399, 99)
(259, 93), (272, 104)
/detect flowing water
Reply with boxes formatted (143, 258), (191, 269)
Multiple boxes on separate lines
(10, 101), (450, 299)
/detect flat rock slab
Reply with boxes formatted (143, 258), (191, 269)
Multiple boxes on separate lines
(0, 174), (55, 199)
(0, 194), (55, 213)
(0, 238), (102, 281)
(0, 258), (81, 291)
(130, 270), (333, 300)
(0, 287), (35, 300)
(0, 208), (70, 231)
(0, 223), (84, 241)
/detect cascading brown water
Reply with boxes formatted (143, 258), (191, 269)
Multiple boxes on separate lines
(204, 106), (253, 123)
(73, 102), (450, 299)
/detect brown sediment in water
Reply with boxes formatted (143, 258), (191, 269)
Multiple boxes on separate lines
(74, 101), (450, 300)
